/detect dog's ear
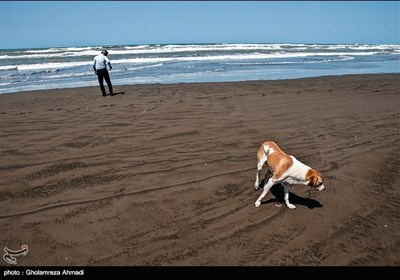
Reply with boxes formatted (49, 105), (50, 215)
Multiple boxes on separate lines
(307, 169), (321, 187)
(308, 175), (318, 187)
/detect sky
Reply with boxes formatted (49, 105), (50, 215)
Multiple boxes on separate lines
(1, 1), (399, 49)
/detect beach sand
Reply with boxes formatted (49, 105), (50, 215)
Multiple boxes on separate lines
(0, 74), (399, 266)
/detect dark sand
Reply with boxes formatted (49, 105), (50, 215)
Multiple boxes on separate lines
(0, 74), (399, 266)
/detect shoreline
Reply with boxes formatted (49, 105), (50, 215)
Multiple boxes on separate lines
(1, 72), (399, 96)
(1, 73), (399, 265)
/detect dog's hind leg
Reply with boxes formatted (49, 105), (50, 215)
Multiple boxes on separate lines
(283, 184), (296, 209)
(255, 177), (275, 207)
(263, 169), (272, 183)
(254, 150), (267, 190)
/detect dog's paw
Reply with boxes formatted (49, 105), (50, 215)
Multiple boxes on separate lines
(254, 182), (259, 190)
(286, 203), (296, 209)
(255, 201), (261, 207)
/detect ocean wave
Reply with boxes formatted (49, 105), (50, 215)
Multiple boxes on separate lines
(124, 45), (150, 49)
(225, 55), (355, 65)
(127, 63), (164, 71)
(43, 72), (93, 79)
(1, 51), (381, 71)
(0, 51), (95, 60)
(16, 61), (90, 71)
(113, 51), (378, 64)
(2, 44), (398, 60)
(1, 45), (279, 59)
(24, 46), (94, 53)
(0, 65), (18, 70)
(23, 48), (63, 53)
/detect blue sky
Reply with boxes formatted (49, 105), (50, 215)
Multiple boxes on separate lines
(1, 1), (399, 49)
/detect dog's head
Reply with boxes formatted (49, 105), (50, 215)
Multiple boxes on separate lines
(306, 169), (325, 191)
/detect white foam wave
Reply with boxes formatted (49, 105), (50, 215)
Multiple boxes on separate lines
(24, 48), (63, 53)
(2, 45), (278, 59)
(43, 72), (92, 79)
(1, 51), (377, 71)
(0, 65), (17, 70)
(24, 46), (93, 53)
(124, 45), (150, 49)
(3, 44), (397, 60)
(0, 52), (79, 59)
(64, 46), (94, 51)
(225, 55), (355, 65)
(127, 63), (164, 71)
(17, 61), (90, 71)
(297, 44), (400, 51)
(112, 51), (376, 65)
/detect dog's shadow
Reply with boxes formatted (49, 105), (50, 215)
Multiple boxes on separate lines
(259, 179), (323, 209)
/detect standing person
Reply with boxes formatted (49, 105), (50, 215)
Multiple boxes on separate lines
(93, 49), (114, 96)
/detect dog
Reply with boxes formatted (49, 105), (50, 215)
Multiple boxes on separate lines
(254, 141), (325, 209)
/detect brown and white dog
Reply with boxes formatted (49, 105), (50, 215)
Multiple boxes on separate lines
(254, 141), (325, 209)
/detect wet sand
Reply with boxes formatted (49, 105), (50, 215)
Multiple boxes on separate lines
(0, 74), (399, 266)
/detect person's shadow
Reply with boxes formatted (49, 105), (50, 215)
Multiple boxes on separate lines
(110, 92), (125, 96)
(258, 178), (323, 209)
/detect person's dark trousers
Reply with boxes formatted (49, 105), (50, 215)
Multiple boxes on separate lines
(97, 69), (113, 96)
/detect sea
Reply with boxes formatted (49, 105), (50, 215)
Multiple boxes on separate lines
(1, 43), (399, 94)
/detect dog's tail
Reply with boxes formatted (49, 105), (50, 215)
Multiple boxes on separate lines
(257, 144), (266, 163)
(261, 141), (277, 157)
(262, 144), (271, 156)
(255, 141), (274, 189)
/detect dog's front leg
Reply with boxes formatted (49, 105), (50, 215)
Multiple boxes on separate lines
(254, 170), (260, 190)
(255, 177), (275, 207)
(283, 184), (296, 209)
